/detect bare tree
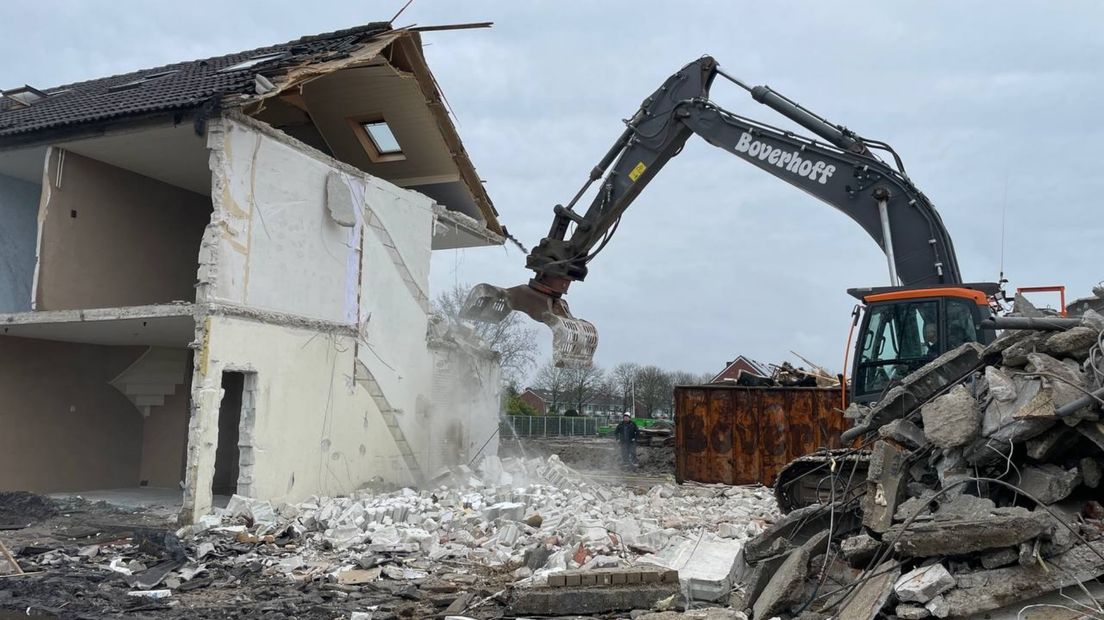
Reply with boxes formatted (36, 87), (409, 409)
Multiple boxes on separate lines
(531, 361), (570, 414)
(611, 362), (640, 413)
(563, 365), (606, 415)
(635, 365), (673, 418)
(434, 282), (539, 384)
(668, 370), (708, 413)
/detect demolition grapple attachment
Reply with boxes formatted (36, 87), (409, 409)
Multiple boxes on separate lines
(461, 283), (598, 368)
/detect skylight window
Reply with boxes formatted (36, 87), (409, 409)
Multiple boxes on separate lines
(2, 85), (48, 107)
(107, 70), (179, 93)
(348, 117), (406, 163)
(362, 121), (402, 155)
(219, 53), (287, 73)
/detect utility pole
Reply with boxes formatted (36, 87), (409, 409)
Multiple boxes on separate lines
(630, 378), (636, 419)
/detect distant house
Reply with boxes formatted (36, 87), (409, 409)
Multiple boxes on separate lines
(710, 355), (772, 383)
(520, 388), (640, 417)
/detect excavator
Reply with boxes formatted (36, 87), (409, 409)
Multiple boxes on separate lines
(463, 55), (1000, 406)
(461, 56), (1064, 508)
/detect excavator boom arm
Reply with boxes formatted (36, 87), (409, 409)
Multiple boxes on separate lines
(463, 56), (963, 366)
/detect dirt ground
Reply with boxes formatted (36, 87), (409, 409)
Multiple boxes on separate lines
(0, 492), (512, 619)
(499, 436), (676, 482)
(0, 439), (675, 619)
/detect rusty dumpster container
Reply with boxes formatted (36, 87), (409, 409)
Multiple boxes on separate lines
(675, 385), (848, 486)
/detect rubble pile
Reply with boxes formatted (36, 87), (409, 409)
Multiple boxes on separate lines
(737, 294), (1104, 620)
(188, 455), (777, 590)
(4, 456), (779, 617)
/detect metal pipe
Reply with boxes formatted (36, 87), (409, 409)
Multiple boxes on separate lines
(876, 198), (900, 287)
(1055, 386), (1104, 417)
(749, 85), (863, 153)
(981, 317), (1083, 331)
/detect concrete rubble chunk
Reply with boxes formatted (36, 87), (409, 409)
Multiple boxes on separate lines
(984, 366), (1017, 402)
(858, 343), (983, 437)
(507, 583), (679, 615)
(921, 385), (981, 449)
(839, 534), (881, 567)
(836, 561), (899, 620)
(862, 440), (910, 533)
(638, 533), (746, 602)
(1001, 333), (1045, 367)
(1043, 325), (1099, 361)
(1081, 457), (1102, 489)
(982, 328), (1037, 358)
(1013, 293), (1045, 318)
(1024, 352), (1088, 407)
(981, 377), (1057, 443)
(729, 553), (785, 612)
(884, 511), (1052, 557)
(1024, 425), (1077, 461)
(1016, 463), (1082, 504)
(979, 547), (1019, 569)
(1080, 309), (1104, 331)
(878, 419), (929, 450)
(636, 609), (748, 620)
(924, 594), (950, 618)
(751, 546), (809, 620)
(743, 504), (843, 564)
(893, 563), (955, 603)
(895, 604), (932, 619)
(941, 541), (1104, 616)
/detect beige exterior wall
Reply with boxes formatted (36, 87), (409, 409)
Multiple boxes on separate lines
(35, 149), (209, 310)
(0, 336), (145, 492)
(138, 372), (191, 488)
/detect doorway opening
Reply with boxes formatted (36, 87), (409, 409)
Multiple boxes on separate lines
(212, 371), (246, 497)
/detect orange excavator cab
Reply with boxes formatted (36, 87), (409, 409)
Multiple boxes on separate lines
(845, 283), (1000, 404)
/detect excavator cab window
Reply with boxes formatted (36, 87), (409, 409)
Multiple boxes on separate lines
(851, 294), (995, 402)
(854, 300), (939, 399)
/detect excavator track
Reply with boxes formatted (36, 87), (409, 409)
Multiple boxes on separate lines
(773, 449), (870, 513)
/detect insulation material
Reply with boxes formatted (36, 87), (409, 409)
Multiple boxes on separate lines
(209, 121), (351, 322)
(0, 172), (40, 312)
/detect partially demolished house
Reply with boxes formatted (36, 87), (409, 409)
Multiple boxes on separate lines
(0, 23), (504, 523)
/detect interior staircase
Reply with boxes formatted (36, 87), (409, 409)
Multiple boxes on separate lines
(110, 347), (189, 417)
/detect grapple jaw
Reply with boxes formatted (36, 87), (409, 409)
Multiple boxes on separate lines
(461, 283), (598, 368)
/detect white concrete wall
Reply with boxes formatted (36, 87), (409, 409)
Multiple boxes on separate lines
(0, 173), (40, 312)
(187, 316), (408, 508)
(182, 117), (500, 521)
(205, 119), (431, 324)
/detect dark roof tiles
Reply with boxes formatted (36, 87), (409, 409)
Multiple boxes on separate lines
(0, 22), (391, 139)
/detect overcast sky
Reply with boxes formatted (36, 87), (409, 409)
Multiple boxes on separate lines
(4, 2), (1101, 379)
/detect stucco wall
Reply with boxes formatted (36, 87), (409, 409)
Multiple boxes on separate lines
(183, 316), (410, 515)
(179, 117), (503, 521)
(0, 336), (146, 492)
(0, 173), (40, 312)
(35, 149), (210, 310)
